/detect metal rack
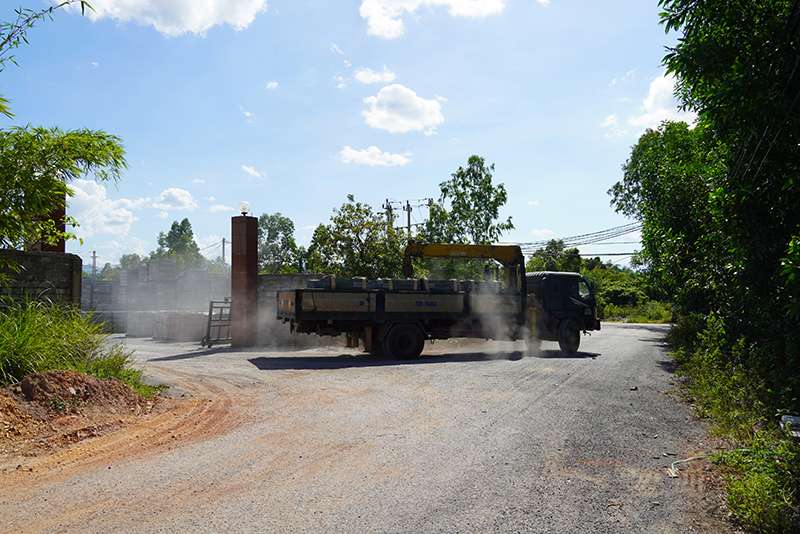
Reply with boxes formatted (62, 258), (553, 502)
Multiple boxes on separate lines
(201, 299), (231, 348)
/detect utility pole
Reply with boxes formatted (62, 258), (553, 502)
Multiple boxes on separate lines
(222, 238), (226, 266)
(404, 201), (413, 236)
(382, 199), (394, 232)
(381, 198), (434, 236)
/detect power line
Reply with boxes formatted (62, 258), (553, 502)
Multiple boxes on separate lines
(511, 222), (642, 254)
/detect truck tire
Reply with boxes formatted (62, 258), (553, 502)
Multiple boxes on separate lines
(383, 323), (425, 360)
(558, 318), (581, 354)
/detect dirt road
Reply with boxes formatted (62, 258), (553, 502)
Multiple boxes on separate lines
(0, 323), (735, 533)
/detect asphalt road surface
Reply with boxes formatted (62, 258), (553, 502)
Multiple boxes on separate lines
(0, 323), (734, 533)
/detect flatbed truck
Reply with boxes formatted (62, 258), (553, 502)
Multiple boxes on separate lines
(276, 242), (600, 359)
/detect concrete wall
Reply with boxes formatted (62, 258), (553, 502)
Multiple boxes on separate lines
(0, 249), (82, 305)
(77, 270), (334, 346)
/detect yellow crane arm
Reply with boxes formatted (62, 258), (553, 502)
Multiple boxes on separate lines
(401, 240), (525, 278)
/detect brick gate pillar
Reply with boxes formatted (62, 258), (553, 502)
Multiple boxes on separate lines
(231, 214), (258, 347)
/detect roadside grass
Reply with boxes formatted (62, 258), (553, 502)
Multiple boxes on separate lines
(0, 299), (159, 397)
(668, 322), (800, 533)
(602, 300), (672, 323)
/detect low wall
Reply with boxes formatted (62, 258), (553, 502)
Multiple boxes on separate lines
(0, 249), (82, 306)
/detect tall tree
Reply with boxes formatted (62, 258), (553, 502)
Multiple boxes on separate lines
(609, 121), (727, 315)
(257, 212), (300, 274)
(659, 0), (800, 333)
(424, 155), (513, 245)
(150, 218), (205, 270)
(306, 195), (404, 278)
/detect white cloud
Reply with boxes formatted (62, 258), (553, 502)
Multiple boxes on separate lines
(627, 72), (697, 131)
(528, 200), (540, 207)
(85, 237), (150, 265)
(242, 165), (264, 178)
(68, 179), (146, 238)
(354, 66), (396, 84)
(363, 84), (444, 135)
(609, 69), (636, 87)
(240, 105), (254, 121)
(531, 228), (553, 236)
(156, 211), (169, 218)
(601, 114), (627, 138)
(340, 146), (412, 166)
(70, 0), (269, 37)
(152, 188), (198, 211)
(193, 178), (205, 183)
(331, 43), (344, 54)
(209, 204), (236, 213)
(265, 81), (279, 90)
(360, 0), (506, 38)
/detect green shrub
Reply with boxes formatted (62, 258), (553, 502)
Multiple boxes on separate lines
(717, 435), (799, 533)
(602, 300), (672, 323)
(0, 299), (156, 396)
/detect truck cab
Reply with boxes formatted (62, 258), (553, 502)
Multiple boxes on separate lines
(525, 271), (600, 353)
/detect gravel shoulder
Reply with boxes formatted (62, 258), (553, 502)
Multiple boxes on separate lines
(0, 323), (738, 533)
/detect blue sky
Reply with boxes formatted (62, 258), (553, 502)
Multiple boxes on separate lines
(1, 0), (695, 268)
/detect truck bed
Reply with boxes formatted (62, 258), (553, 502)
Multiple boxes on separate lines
(277, 276), (523, 340)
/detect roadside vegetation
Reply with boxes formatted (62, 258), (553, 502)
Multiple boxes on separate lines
(606, 2), (800, 530)
(0, 299), (158, 396)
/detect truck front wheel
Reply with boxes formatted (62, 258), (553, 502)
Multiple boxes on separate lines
(558, 318), (581, 354)
(383, 323), (425, 360)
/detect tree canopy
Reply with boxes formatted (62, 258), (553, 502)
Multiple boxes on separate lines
(0, 126), (127, 249)
(150, 218), (205, 270)
(424, 155), (513, 245)
(609, 121), (727, 312)
(257, 212), (301, 274)
(306, 194), (404, 278)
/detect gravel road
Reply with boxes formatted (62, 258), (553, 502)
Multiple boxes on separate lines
(0, 323), (735, 533)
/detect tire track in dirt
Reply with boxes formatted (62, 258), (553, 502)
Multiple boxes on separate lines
(0, 367), (256, 490)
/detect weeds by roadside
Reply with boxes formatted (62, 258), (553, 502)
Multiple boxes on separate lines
(0, 299), (158, 397)
(668, 320), (800, 533)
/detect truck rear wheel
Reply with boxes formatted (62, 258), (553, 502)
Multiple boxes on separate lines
(383, 323), (425, 360)
(558, 318), (581, 354)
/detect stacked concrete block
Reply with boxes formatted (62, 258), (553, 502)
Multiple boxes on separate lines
(0, 249), (82, 306)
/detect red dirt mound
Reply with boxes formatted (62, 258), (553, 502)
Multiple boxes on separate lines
(1, 370), (167, 460)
